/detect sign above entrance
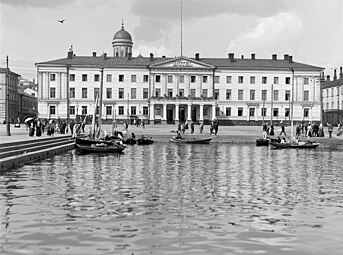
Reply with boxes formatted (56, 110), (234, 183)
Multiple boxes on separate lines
(173, 60), (193, 68)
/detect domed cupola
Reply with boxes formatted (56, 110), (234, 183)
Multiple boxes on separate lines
(112, 22), (133, 58)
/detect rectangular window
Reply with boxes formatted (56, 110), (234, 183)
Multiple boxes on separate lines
(304, 90), (309, 101)
(190, 89), (196, 98)
(81, 106), (87, 115)
(273, 90), (279, 101)
(131, 106), (136, 115)
(304, 77), (309, 85)
(250, 90), (255, 100)
(203, 76), (208, 83)
(226, 89), (231, 100)
(285, 90), (290, 101)
(49, 105), (56, 115)
(94, 74), (100, 82)
(274, 77), (279, 84)
(119, 75), (124, 82)
(261, 108), (267, 117)
(191, 75), (196, 83)
(155, 88), (161, 97)
(167, 75), (173, 83)
(214, 76), (220, 83)
(285, 108), (290, 117)
(119, 88), (124, 99)
(106, 74), (112, 82)
(249, 108), (255, 117)
(226, 107), (231, 116)
(179, 75), (184, 83)
(179, 89), (184, 97)
(238, 89), (243, 100)
(285, 77), (291, 84)
(82, 74), (87, 82)
(106, 88), (112, 99)
(106, 106), (112, 116)
(273, 108), (279, 117)
(50, 73), (56, 81)
(168, 89), (173, 97)
(70, 105), (75, 115)
(262, 90), (267, 101)
(238, 76), (244, 84)
(143, 75), (149, 82)
(70, 74), (75, 81)
(214, 89), (219, 99)
(238, 107), (243, 116)
(143, 106), (148, 115)
(262, 77), (267, 84)
(70, 88), (75, 98)
(226, 76), (232, 83)
(119, 106), (124, 115)
(131, 88), (136, 99)
(143, 88), (149, 99)
(94, 88), (99, 99)
(250, 76), (255, 84)
(50, 88), (56, 98)
(82, 88), (87, 98)
(131, 75), (136, 82)
(202, 89), (208, 98)
(155, 75), (161, 83)
(304, 108), (309, 118)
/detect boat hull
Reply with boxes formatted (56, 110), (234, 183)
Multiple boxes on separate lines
(256, 138), (270, 146)
(270, 141), (319, 149)
(170, 137), (212, 144)
(136, 138), (154, 145)
(76, 144), (125, 153)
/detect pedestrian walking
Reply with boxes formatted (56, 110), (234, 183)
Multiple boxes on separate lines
(328, 122), (333, 138)
(190, 122), (194, 134)
(199, 123), (204, 134)
(279, 121), (286, 136)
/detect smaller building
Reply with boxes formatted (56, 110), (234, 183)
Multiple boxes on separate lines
(321, 67), (343, 124)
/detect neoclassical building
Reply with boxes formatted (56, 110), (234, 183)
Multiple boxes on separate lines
(36, 23), (324, 125)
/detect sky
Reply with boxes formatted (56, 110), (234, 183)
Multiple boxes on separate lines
(1, 0), (342, 81)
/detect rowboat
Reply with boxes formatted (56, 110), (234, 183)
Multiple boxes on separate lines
(76, 143), (125, 153)
(270, 141), (319, 149)
(255, 137), (270, 146)
(137, 137), (154, 145)
(170, 136), (212, 144)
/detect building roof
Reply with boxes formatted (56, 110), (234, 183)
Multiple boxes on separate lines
(0, 67), (21, 77)
(36, 55), (323, 72)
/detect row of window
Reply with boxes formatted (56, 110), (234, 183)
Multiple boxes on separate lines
(49, 73), (310, 85)
(225, 107), (311, 118)
(325, 87), (343, 97)
(49, 87), (310, 101)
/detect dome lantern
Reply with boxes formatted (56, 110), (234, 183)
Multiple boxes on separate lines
(112, 21), (133, 58)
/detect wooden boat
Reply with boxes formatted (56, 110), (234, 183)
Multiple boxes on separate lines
(170, 136), (212, 144)
(76, 143), (125, 153)
(75, 136), (115, 146)
(256, 137), (270, 146)
(136, 137), (154, 145)
(123, 137), (137, 145)
(270, 141), (319, 149)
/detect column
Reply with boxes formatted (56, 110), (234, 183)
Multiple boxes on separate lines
(162, 103), (167, 124)
(175, 104), (179, 121)
(149, 103), (155, 121)
(246, 107), (250, 122)
(199, 104), (204, 122)
(212, 103), (216, 120)
(187, 103), (192, 121)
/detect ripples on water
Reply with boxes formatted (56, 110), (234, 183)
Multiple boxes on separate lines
(1, 144), (343, 255)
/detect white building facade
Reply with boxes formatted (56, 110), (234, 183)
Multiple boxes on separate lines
(36, 25), (324, 126)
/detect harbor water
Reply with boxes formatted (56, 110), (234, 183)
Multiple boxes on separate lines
(1, 144), (343, 255)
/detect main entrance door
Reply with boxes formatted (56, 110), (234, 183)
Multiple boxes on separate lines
(191, 106), (197, 122)
(179, 107), (185, 123)
(167, 107), (173, 124)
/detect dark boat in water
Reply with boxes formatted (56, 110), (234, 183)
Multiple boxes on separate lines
(136, 136), (154, 145)
(170, 136), (212, 144)
(123, 137), (137, 145)
(76, 143), (125, 153)
(270, 141), (319, 149)
(256, 137), (270, 146)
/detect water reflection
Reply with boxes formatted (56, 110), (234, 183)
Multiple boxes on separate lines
(1, 144), (343, 254)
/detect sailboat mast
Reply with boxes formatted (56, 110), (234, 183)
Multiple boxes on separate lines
(98, 66), (104, 132)
(291, 68), (294, 139)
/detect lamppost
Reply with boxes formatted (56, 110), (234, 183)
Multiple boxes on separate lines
(6, 56), (11, 136)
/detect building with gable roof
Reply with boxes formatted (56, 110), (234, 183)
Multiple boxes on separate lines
(36, 24), (324, 126)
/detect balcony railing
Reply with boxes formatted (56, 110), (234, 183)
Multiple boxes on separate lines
(150, 96), (216, 101)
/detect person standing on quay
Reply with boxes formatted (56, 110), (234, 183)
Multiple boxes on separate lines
(190, 121), (194, 134)
(328, 122), (333, 138)
(279, 121), (286, 136)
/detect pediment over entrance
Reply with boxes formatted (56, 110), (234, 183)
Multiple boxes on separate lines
(149, 56), (215, 70)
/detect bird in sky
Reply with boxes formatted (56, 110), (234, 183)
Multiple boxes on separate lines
(58, 19), (65, 24)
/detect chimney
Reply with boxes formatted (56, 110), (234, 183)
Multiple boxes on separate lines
(103, 53), (107, 60)
(195, 53), (200, 60)
(92, 52), (96, 57)
(288, 56), (293, 63)
(228, 53), (234, 60)
(162, 55), (166, 59)
(327, 75), (330, 81)
(251, 53), (255, 59)
(340, 66), (343, 80)
(150, 53), (154, 61)
(67, 50), (73, 59)
(128, 52), (132, 60)
(241, 55), (244, 59)
(334, 69), (337, 80)
(272, 54), (277, 60)
(284, 54), (289, 60)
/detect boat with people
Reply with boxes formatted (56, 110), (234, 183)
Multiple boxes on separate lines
(270, 140), (319, 149)
(76, 143), (125, 153)
(136, 135), (154, 145)
(170, 136), (212, 144)
(255, 137), (270, 146)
